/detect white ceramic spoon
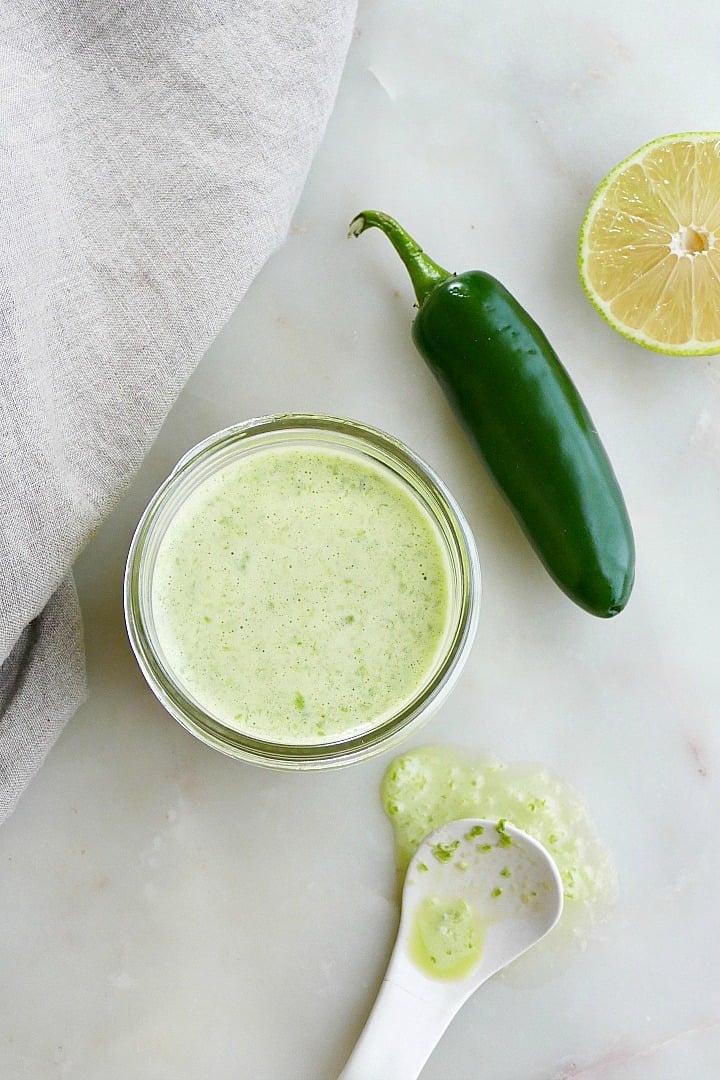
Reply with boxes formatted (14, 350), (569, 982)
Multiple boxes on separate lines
(339, 818), (563, 1080)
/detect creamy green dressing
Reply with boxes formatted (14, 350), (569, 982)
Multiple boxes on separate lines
(383, 746), (616, 960)
(151, 446), (452, 744)
(408, 897), (485, 980)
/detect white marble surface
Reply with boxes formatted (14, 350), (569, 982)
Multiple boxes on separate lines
(3, 1), (720, 1077)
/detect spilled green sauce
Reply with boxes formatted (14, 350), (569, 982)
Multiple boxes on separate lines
(382, 746), (615, 956)
(408, 897), (485, 980)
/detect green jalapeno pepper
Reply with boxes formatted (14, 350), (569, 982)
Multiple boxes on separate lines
(349, 209), (634, 618)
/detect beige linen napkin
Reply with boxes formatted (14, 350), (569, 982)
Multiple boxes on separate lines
(0, 0), (357, 822)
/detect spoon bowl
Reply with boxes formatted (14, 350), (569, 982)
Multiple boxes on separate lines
(339, 818), (563, 1080)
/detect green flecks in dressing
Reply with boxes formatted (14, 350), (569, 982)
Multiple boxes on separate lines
(152, 446), (452, 744)
(408, 897), (485, 981)
(431, 840), (460, 863)
(382, 746), (616, 957)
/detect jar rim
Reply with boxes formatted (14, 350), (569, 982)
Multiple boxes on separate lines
(124, 413), (481, 769)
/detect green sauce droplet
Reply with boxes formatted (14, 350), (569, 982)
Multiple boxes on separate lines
(408, 897), (485, 981)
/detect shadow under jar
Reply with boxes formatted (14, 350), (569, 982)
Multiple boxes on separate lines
(124, 414), (480, 769)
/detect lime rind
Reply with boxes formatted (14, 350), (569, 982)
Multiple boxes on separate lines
(578, 131), (720, 356)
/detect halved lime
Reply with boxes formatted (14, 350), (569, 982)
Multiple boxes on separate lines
(579, 133), (720, 355)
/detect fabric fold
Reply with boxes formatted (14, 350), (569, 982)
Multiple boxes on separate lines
(0, 0), (357, 822)
(0, 578), (86, 821)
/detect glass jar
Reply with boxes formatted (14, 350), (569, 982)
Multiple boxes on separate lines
(124, 414), (480, 768)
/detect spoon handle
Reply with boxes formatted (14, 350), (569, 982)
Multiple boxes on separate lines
(338, 976), (456, 1080)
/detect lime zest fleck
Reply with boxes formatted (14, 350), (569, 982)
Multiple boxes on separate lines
(491, 887), (502, 898)
(465, 824), (485, 839)
(495, 819), (512, 847)
(432, 840), (460, 863)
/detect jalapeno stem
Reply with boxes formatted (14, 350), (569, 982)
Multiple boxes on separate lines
(348, 210), (452, 307)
